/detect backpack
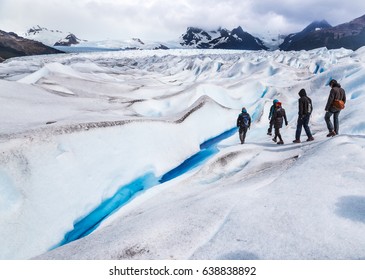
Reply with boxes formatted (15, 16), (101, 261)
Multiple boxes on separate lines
(332, 88), (345, 110)
(275, 107), (283, 118)
(332, 99), (345, 110)
(239, 113), (250, 128)
(307, 99), (312, 114)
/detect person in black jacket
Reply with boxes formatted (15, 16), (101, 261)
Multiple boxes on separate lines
(293, 88), (314, 143)
(272, 102), (288, 145)
(236, 107), (251, 144)
(325, 79), (346, 137)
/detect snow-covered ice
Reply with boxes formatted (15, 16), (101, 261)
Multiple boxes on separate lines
(0, 47), (364, 260)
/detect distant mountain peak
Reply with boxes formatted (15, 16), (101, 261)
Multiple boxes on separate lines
(132, 38), (145, 45)
(302, 20), (332, 33)
(279, 20), (332, 50)
(24, 26), (85, 47)
(312, 19), (331, 25)
(54, 34), (85, 46)
(27, 25), (63, 35)
(180, 26), (268, 50)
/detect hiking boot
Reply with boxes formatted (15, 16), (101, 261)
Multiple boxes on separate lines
(326, 131), (336, 137)
(267, 132), (272, 136)
(292, 139), (301, 143)
(272, 137), (277, 142)
(306, 136), (314, 141)
(277, 141), (284, 145)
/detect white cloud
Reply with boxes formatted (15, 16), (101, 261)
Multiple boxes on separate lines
(0, 0), (364, 40)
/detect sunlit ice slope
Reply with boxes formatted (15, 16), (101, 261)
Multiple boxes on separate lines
(0, 48), (365, 259)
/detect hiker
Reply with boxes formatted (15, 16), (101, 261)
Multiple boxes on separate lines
(267, 99), (279, 135)
(236, 107), (251, 144)
(324, 79), (346, 137)
(272, 101), (288, 145)
(293, 88), (314, 143)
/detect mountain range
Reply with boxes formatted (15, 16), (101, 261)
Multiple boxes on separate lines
(1, 14), (365, 61)
(278, 20), (333, 51)
(279, 14), (365, 51)
(181, 14), (365, 51)
(180, 26), (268, 50)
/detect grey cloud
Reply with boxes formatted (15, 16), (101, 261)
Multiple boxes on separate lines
(0, 0), (364, 41)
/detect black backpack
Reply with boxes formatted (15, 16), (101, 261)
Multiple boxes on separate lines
(238, 113), (250, 128)
(275, 108), (284, 118)
(306, 98), (312, 114)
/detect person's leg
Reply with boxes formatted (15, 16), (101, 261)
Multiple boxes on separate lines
(268, 120), (273, 135)
(295, 116), (303, 140)
(333, 111), (340, 134)
(273, 126), (278, 142)
(302, 114), (313, 138)
(239, 127), (244, 144)
(241, 127), (248, 144)
(275, 128), (283, 144)
(325, 111), (335, 136)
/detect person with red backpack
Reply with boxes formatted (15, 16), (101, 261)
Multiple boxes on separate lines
(325, 79), (346, 137)
(272, 101), (288, 145)
(236, 107), (251, 144)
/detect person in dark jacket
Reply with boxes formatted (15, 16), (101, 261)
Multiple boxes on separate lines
(236, 107), (251, 144)
(267, 99), (279, 135)
(324, 79), (346, 137)
(272, 101), (288, 145)
(293, 88), (314, 143)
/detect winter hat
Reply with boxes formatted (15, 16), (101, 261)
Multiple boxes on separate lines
(276, 101), (282, 107)
(273, 99), (279, 104)
(241, 107), (247, 113)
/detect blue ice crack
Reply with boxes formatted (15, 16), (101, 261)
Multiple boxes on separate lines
(56, 127), (237, 248)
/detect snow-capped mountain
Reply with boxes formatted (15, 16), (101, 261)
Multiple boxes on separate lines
(279, 14), (365, 51)
(180, 26), (268, 50)
(54, 34), (84, 47)
(75, 37), (171, 51)
(24, 26), (172, 51)
(0, 29), (63, 61)
(24, 25), (85, 47)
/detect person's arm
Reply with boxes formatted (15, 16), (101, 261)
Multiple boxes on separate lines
(268, 105), (273, 119)
(342, 88), (346, 104)
(298, 98), (303, 117)
(284, 109), (288, 126)
(325, 90), (335, 111)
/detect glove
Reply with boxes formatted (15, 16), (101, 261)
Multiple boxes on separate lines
(285, 122), (288, 126)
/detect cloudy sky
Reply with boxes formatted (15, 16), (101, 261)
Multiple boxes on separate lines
(0, 0), (364, 41)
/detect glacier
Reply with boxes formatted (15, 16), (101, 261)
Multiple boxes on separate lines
(0, 48), (365, 260)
